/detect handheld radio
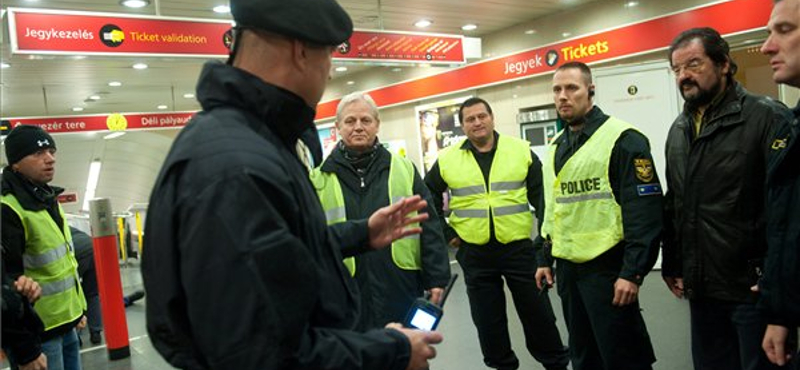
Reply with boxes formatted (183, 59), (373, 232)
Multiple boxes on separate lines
(403, 273), (459, 331)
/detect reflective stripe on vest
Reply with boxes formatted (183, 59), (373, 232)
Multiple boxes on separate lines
(2, 194), (87, 331)
(310, 153), (422, 276)
(541, 117), (639, 263)
(438, 135), (533, 245)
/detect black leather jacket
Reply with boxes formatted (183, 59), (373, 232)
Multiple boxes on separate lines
(663, 82), (792, 303)
(759, 103), (800, 327)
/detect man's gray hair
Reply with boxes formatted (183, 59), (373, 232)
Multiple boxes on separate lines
(336, 92), (380, 123)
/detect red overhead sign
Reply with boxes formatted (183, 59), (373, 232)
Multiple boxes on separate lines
(315, 0), (771, 120)
(8, 8), (233, 57)
(3, 112), (195, 134)
(336, 30), (464, 64)
(7, 8), (464, 64)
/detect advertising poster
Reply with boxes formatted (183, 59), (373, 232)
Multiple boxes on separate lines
(317, 124), (338, 160)
(416, 96), (471, 173)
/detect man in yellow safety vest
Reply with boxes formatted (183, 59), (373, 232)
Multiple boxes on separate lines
(537, 61), (662, 370)
(2, 124), (87, 370)
(425, 97), (569, 370)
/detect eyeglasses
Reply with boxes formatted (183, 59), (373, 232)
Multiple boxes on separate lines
(671, 58), (706, 75)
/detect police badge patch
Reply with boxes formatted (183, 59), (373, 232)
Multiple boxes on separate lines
(634, 158), (654, 182)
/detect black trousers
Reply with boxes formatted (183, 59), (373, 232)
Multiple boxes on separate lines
(556, 250), (656, 370)
(457, 239), (569, 370)
(689, 298), (791, 370)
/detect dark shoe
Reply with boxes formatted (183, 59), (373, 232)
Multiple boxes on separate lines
(123, 290), (145, 307)
(90, 330), (102, 345)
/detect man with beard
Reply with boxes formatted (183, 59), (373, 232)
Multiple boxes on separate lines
(760, 0), (800, 367)
(537, 61), (661, 370)
(662, 27), (793, 370)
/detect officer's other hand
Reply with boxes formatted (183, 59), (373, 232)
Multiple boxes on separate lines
(535, 268), (554, 290)
(14, 275), (42, 303)
(763, 324), (791, 366)
(448, 237), (462, 248)
(612, 278), (639, 306)
(386, 323), (443, 370)
(428, 287), (444, 305)
(368, 195), (429, 249)
(19, 353), (47, 370)
(77, 315), (87, 330)
(662, 276), (684, 298)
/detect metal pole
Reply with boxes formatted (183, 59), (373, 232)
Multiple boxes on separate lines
(89, 198), (131, 360)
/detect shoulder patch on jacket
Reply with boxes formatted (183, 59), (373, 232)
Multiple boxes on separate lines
(634, 158), (654, 182)
(771, 136), (789, 151)
(636, 184), (662, 196)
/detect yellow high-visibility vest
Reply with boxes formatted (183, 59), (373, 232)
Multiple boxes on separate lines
(541, 117), (640, 262)
(310, 153), (421, 276)
(438, 135), (533, 245)
(2, 194), (87, 331)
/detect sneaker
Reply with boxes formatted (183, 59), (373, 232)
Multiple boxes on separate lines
(90, 330), (102, 345)
(123, 290), (145, 307)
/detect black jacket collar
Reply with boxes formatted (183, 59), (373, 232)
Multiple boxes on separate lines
(460, 131), (500, 153)
(196, 61), (318, 150)
(554, 106), (609, 145)
(1, 168), (63, 211)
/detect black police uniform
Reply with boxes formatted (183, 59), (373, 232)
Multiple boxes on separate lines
(549, 106), (660, 370)
(426, 132), (569, 370)
(760, 102), (800, 368)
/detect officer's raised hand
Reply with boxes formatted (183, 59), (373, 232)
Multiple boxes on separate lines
(368, 195), (429, 248)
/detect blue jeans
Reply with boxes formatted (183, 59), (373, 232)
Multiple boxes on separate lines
(40, 328), (82, 370)
(690, 298), (782, 370)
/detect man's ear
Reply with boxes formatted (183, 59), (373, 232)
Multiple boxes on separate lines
(290, 39), (308, 71)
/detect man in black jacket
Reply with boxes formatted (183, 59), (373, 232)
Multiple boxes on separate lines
(663, 27), (793, 370)
(761, 0), (800, 367)
(2, 261), (47, 370)
(141, 0), (442, 369)
(311, 92), (451, 330)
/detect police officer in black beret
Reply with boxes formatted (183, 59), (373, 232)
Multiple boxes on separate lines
(141, 0), (442, 369)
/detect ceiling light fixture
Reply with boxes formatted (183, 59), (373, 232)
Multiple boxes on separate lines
(108, 81), (122, 87)
(183, 93), (195, 99)
(72, 107), (84, 112)
(0, 63), (9, 69)
(462, 24), (478, 31)
(625, 1), (639, 7)
(121, 0), (149, 8)
(157, 105), (168, 110)
(346, 81), (355, 85)
(414, 19), (432, 28)
(103, 132), (126, 140)
(89, 95), (101, 100)
(82, 160), (102, 211)
(132, 62), (148, 70)
(335, 66), (348, 72)
(562, 32), (572, 38)
(524, 29), (537, 35)
(212, 5), (230, 13)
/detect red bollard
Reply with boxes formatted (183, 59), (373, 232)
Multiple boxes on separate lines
(89, 198), (131, 360)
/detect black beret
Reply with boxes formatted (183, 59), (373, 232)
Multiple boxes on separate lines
(4, 125), (56, 165)
(230, 0), (353, 46)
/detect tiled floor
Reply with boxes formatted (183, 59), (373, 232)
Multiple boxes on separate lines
(5, 259), (701, 370)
